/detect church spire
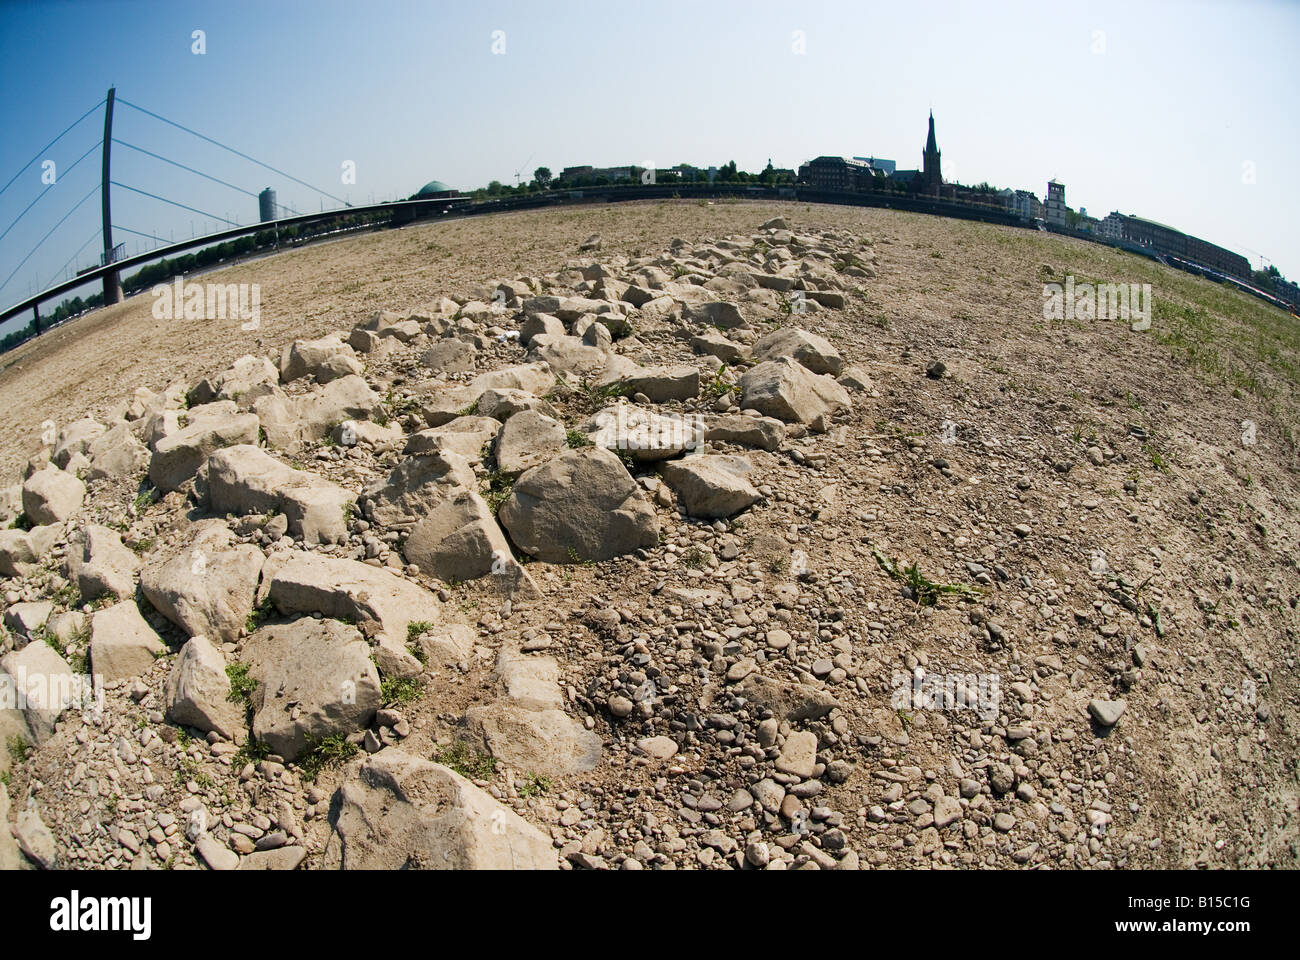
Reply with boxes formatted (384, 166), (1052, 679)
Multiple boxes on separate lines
(922, 110), (942, 195)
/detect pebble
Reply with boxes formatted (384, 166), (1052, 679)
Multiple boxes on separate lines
(1088, 699), (1127, 727)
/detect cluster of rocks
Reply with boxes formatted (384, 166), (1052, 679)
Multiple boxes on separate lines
(2, 214), (1289, 871)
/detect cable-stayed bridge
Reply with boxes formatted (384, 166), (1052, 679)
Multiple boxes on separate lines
(0, 88), (459, 333)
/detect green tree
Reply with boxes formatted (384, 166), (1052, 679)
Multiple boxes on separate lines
(534, 167), (552, 189)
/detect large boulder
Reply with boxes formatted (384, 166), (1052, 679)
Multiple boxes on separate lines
(12, 805), (56, 869)
(492, 410), (566, 476)
(691, 331), (750, 364)
(554, 297), (621, 324)
(475, 388), (559, 423)
(0, 525), (60, 578)
(408, 621), (475, 668)
(498, 448), (659, 563)
(705, 413), (785, 451)
(51, 419), (106, 469)
(0, 783), (21, 870)
(164, 635), (246, 741)
(683, 301), (747, 329)
(334, 419), (403, 449)
(597, 364), (700, 403)
(149, 401), (260, 492)
(750, 271), (798, 292)
(402, 489), (540, 599)
(421, 339), (477, 374)
(1, 641), (78, 745)
(369, 310), (423, 341)
(738, 357), (851, 431)
(415, 383), (482, 427)
(521, 295), (563, 316)
(323, 750), (557, 870)
(620, 284), (656, 307)
(404, 417), (500, 461)
(254, 376), (380, 451)
(65, 524), (141, 602)
(140, 519), (264, 644)
(21, 465), (85, 524)
(362, 451), (476, 526)
(462, 702), (603, 778)
(529, 334), (628, 379)
(471, 362), (556, 397)
(3, 601), (52, 640)
(292, 375), (381, 442)
(518, 313), (565, 346)
(460, 649), (601, 777)
(315, 353), (365, 383)
(267, 554), (439, 676)
(226, 354), (282, 393)
(189, 354), (280, 406)
(206, 445), (353, 545)
(751, 327), (843, 375)
(243, 618), (380, 761)
(280, 335), (354, 383)
(584, 404), (704, 462)
(89, 602), (166, 682)
(85, 422), (150, 481)
(659, 455), (760, 518)
(141, 408), (182, 450)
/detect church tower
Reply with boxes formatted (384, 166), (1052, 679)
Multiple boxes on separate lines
(922, 110), (942, 196)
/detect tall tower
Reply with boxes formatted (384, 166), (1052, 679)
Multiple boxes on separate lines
(259, 188), (277, 223)
(922, 110), (942, 197)
(1044, 179), (1067, 227)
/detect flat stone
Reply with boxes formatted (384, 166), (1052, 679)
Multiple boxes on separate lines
(1088, 698), (1127, 727)
(774, 730), (818, 778)
(637, 736), (679, 760)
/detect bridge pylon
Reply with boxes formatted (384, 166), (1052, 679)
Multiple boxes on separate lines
(100, 87), (122, 305)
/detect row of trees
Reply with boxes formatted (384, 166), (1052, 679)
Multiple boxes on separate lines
(1251, 264), (1300, 306)
(464, 161), (799, 199)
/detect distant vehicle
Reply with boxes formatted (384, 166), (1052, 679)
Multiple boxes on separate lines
(1033, 218), (1046, 231)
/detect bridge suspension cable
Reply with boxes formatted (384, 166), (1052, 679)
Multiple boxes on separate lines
(0, 138), (103, 245)
(115, 225), (171, 246)
(112, 139), (261, 199)
(110, 181), (239, 227)
(0, 98), (104, 201)
(117, 97), (350, 208)
(0, 182), (100, 294)
(48, 227), (102, 288)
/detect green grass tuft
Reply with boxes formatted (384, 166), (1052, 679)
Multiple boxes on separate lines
(433, 740), (497, 780)
(481, 470), (515, 515)
(226, 662), (257, 705)
(380, 674), (424, 706)
(296, 734), (360, 781)
(873, 548), (983, 606)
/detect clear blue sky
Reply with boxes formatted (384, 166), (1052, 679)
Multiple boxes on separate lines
(1, 0), (1296, 323)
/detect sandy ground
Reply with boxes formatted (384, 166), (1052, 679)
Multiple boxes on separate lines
(3, 199), (1294, 481)
(4, 199), (1298, 869)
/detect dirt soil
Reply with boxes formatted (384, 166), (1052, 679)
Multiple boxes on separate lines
(2, 200), (1296, 870)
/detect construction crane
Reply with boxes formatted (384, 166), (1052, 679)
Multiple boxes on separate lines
(513, 152), (534, 188)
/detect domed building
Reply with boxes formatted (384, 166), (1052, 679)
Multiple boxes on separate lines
(411, 179), (458, 200)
